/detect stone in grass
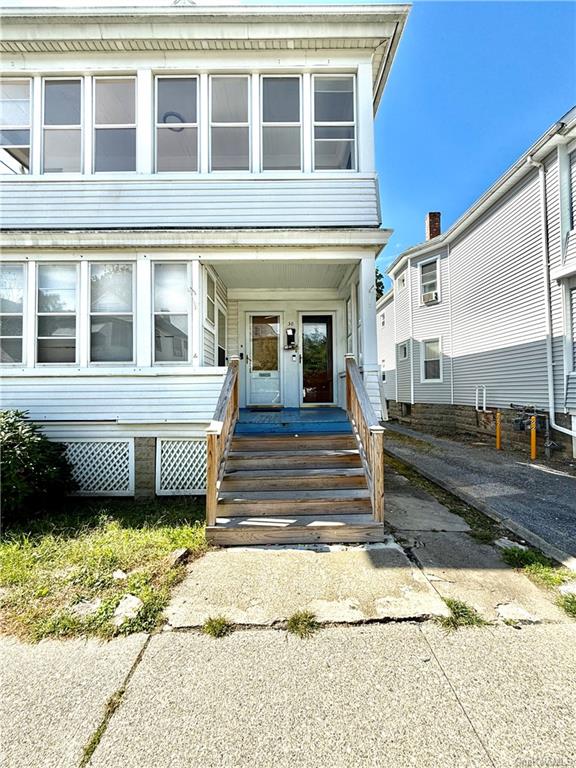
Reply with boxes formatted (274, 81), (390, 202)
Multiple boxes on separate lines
(168, 547), (190, 568)
(113, 594), (144, 627)
(559, 581), (576, 596)
(112, 569), (128, 580)
(70, 598), (102, 618)
(496, 602), (540, 625)
(495, 538), (527, 552)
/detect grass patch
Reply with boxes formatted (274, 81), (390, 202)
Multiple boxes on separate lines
(557, 593), (576, 618)
(435, 598), (489, 631)
(202, 615), (233, 638)
(286, 610), (320, 638)
(385, 454), (501, 544)
(0, 497), (207, 642)
(501, 546), (573, 589)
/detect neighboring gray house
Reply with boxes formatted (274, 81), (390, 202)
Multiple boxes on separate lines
(377, 107), (576, 457)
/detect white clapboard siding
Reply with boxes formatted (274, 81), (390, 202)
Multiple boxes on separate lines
(227, 299), (240, 357)
(376, 298), (396, 402)
(0, 374), (226, 424)
(568, 288), (576, 411)
(203, 327), (216, 366)
(0, 178), (380, 229)
(571, 150), (576, 224)
(396, 339), (411, 403)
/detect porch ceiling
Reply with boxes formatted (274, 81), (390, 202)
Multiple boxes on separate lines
(212, 260), (350, 290)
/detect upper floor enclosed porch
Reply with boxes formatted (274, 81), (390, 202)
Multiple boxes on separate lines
(0, 3), (409, 230)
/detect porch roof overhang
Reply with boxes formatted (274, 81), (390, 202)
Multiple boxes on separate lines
(0, 4), (410, 112)
(0, 227), (392, 255)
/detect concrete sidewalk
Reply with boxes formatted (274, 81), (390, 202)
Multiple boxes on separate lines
(383, 423), (576, 568)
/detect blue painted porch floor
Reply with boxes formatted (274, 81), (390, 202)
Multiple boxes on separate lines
(235, 407), (351, 435)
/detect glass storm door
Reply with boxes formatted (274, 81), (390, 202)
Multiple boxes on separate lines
(248, 314), (281, 405)
(301, 315), (334, 404)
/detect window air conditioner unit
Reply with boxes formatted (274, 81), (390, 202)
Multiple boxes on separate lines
(422, 291), (439, 304)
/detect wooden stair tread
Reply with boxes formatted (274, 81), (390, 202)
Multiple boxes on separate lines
(232, 432), (353, 441)
(228, 448), (360, 459)
(224, 468), (365, 478)
(219, 489), (370, 501)
(206, 518), (385, 546)
(214, 513), (376, 527)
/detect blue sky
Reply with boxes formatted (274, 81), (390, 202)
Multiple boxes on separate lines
(248, 0), (575, 277)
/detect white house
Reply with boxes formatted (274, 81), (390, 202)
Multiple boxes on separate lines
(377, 108), (576, 458)
(0, 2), (408, 543)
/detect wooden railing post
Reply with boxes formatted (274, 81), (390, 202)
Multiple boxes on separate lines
(370, 426), (385, 523)
(205, 430), (219, 526)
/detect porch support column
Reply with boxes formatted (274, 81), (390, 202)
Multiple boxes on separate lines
(359, 255), (381, 418)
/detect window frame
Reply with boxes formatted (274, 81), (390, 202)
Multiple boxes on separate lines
(209, 74), (251, 173)
(93, 75), (137, 174)
(312, 73), (357, 173)
(89, 262), (136, 365)
(420, 337), (443, 383)
(0, 262), (26, 365)
(152, 261), (192, 366)
(41, 76), (84, 175)
(36, 262), (79, 366)
(154, 74), (199, 174)
(0, 77), (32, 176)
(396, 271), (407, 292)
(419, 257), (440, 304)
(205, 267), (216, 327)
(260, 74), (302, 173)
(216, 302), (227, 367)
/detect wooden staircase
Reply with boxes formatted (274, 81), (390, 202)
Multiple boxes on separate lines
(205, 356), (385, 546)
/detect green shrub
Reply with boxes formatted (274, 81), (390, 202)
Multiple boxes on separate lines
(1, 410), (75, 524)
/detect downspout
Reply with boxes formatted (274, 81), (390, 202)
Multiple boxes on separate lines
(527, 155), (576, 440)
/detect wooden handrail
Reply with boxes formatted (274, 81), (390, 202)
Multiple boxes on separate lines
(205, 356), (240, 526)
(345, 355), (384, 523)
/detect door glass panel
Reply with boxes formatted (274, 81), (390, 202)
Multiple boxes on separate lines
(251, 315), (279, 371)
(302, 315), (333, 404)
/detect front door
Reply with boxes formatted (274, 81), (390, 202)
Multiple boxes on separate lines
(301, 314), (334, 404)
(247, 314), (282, 406)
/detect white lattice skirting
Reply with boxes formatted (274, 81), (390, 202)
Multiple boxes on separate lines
(157, 438), (207, 495)
(65, 439), (135, 496)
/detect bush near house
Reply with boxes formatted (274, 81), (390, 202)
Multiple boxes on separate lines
(1, 410), (75, 524)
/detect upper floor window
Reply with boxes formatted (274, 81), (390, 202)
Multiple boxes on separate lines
(0, 79), (31, 175)
(43, 79), (82, 173)
(94, 78), (136, 172)
(210, 76), (250, 171)
(37, 264), (77, 364)
(420, 260), (439, 303)
(156, 76), (198, 172)
(313, 75), (355, 170)
(0, 264), (24, 363)
(90, 264), (134, 362)
(261, 76), (301, 171)
(153, 263), (189, 363)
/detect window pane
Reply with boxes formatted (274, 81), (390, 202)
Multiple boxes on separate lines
(154, 315), (188, 362)
(94, 128), (136, 172)
(44, 80), (81, 126)
(37, 338), (75, 363)
(314, 126), (355, 140)
(211, 126), (249, 171)
(1, 339), (22, 363)
(425, 359), (440, 380)
(252, 315), (279, 371)
(207, 274), (215, 300)
(211, 77), (248, 123)
(314, 139), (354, 170)
(157, 127), (197, 172)
(262, 126), (301, 171)
(38, 265), (76, 312)
(0, 146), (30, 175)
(314, 77), (354, 122)
(0, 316), (22, 335)
(207, 297), (215, 324)
(37, 316), (76, 337)
(421, 262), (436, 279)
(0, 81), (30, 125)
(95, 79), (135, 125)
(43, 129), (81, 173)
(154, 264), (188, 313)
(91, 264), (133, 312)
(262, 77), (299, 123)
(425, 340), (440, 359)
(91, 316), (133, 362)
(0, 265), (23, 312)
(0, 129), (30, 145)
(157, 78), (197, 124)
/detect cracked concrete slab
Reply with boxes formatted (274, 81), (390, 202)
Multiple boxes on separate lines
(165, 540), (450, 627)
(0, 633), (147, 768)
(406, 532), (568, 623)
(385, 471), (471, 532)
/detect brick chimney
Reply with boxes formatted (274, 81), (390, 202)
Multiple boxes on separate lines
(425, 212), (441, 240)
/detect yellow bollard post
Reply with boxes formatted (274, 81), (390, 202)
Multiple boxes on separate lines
(530, 415), (537, 460)
(495, 411), (502, 450)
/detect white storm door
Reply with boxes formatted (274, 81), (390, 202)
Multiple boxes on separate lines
(247, 314), (282, 405)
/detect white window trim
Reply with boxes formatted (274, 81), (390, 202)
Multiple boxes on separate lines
(93, 75), (137, 174)
(41, 76), (84, 175)
(35, 262), (80, 367)
(0, 261), (26, 366)
(88, 262), (136, 366)
(312, 73), (357, 173)
(215, 300), (227, 367)
(419, 256), (441, 304)
(0, 77), (32, 176)
(397, 271), (407, 291)
(420, 337), (443, 383)
(260, 74), (302, 173)
(154, 74), (199, 174)
(204, 265), (216, 328)
(209, 74), (251, 174)
(152, 261), (192, 366)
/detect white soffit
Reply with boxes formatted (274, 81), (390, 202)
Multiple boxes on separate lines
(211, 260), (349, 290)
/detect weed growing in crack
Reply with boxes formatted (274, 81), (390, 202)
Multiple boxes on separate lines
(80, 688), (124, 766)
(435, 598), (489, 631)
(557, 593), (576, 618)
(202, 616), (233, 638)
(286, 611), (320, 639)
